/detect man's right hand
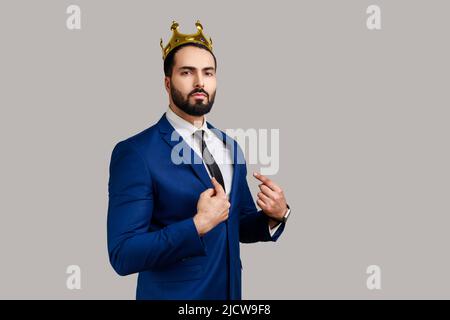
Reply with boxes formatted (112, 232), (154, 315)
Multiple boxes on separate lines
(193, 177), (230, 236)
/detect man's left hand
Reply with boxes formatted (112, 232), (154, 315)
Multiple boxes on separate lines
(253, 172), (288, 225)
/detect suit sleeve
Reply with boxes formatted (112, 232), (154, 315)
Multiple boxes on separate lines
(238, 163), (286, 243)
(107, 140), (206, 276)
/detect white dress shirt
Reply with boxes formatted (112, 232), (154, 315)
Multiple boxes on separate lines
(165, 106), (281, 236)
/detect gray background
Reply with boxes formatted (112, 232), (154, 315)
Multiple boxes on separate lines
(0, 0), (449, 299)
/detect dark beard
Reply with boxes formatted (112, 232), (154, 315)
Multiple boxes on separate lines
(170, 82), (216, 116)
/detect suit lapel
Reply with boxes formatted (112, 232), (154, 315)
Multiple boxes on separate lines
(158, 113), (212, 190)
(157, 112), (241, 205)
(206, 121), (241, 206)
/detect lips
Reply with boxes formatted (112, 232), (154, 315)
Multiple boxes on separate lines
(191, 92), (206, 98)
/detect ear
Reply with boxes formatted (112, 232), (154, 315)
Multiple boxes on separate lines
(164, 76), (170, 94)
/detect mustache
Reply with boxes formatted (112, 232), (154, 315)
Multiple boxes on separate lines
(190, 89), (208, 97)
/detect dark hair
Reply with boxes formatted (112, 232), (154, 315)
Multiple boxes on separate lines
(163, 42), (217, 77)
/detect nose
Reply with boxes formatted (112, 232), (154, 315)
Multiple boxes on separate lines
(193, 72), (205, 89)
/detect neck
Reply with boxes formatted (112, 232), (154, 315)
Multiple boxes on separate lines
(169, 103), (204, 128)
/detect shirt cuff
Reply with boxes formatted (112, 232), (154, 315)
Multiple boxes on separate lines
(269, 222), (282, 237)
(268, 206), (291, 237)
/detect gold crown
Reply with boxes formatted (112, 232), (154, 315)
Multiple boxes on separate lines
(160, 20), (213, 60)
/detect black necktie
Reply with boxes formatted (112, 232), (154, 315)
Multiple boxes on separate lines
(194, 129), (226, 193)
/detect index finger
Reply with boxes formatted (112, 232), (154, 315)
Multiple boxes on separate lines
(211, 177), (226, 196)
(253, 172), (282, 192)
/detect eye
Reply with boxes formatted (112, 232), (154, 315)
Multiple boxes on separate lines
(181, 71), (191, 75)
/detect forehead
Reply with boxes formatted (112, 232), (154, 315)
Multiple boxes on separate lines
(173, 46), (215, 68)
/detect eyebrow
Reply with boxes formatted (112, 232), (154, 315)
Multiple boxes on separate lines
(178, 66), (215, 72)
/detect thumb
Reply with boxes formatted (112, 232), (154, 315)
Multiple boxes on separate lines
(211, 177), (225, 196)
(202, 188), (215, 198)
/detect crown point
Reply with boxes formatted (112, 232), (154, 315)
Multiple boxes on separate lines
(171, 21), (179, 31)
(195, 20), (203, 30)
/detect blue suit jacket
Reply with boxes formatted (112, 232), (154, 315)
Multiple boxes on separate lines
(107, 113), (285, 299)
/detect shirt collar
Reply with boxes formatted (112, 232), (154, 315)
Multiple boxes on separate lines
(166, 106), (211, 139)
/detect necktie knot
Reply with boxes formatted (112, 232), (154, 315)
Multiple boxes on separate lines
(194, 129), (205, 142)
